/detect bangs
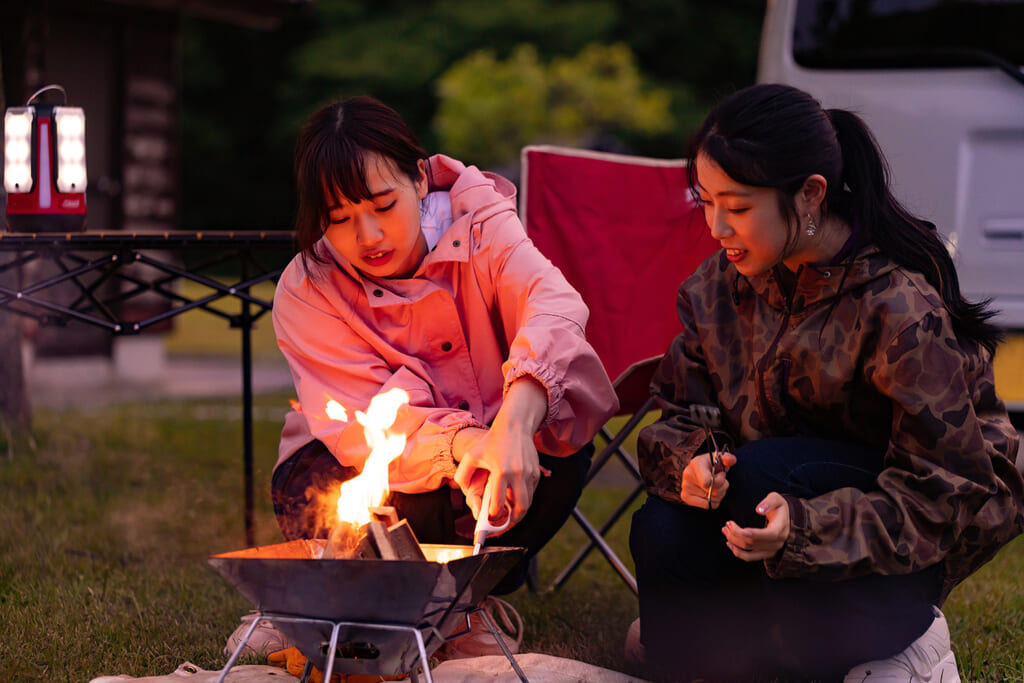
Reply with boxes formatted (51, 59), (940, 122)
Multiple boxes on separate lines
(702, 133), (808, 196)
(701, 133), (770, 189)
(317, 141), (375, 214)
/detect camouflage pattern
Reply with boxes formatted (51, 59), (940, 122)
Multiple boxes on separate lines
(638, 246), (1024, 602)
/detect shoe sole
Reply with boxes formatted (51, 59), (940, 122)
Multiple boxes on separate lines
(844, 651), (961, 683)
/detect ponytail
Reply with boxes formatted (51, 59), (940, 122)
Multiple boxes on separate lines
(827, 109), (1003, 354)
(689, 84), (1003, 354)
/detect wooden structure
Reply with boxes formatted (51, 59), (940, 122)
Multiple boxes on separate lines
(0, 0), (300, 358)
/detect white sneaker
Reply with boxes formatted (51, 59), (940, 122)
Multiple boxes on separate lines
(223, 611), (290, 659)
(440, 596), (524, 660)
(844, 607), (961, 682)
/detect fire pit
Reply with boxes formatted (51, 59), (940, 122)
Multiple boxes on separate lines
(209, 390), (529, 681)
(209, 538), (525, 683)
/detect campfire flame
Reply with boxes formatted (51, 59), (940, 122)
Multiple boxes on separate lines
(325, 399), (348, 422)
(330, 388), (410, 528)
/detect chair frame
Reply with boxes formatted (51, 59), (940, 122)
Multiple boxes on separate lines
(519, 145), (716, 594)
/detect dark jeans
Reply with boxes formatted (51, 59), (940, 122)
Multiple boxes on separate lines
(272, 438), (594, 594)
(629, 437), (943, 682)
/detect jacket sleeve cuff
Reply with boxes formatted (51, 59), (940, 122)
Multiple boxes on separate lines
(764, 494), (811, 577)
(503, 367), (558, 425)
(437, 419), (487, 477)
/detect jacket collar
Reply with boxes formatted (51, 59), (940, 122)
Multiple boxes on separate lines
(737, 245), (897, 311)
(426, 153), (517, 226)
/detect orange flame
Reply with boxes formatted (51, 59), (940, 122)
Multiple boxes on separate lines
(329, 388), (410, 528)
(325, 399), (348, 422)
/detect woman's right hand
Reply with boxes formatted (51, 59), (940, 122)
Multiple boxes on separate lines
(680, 451), (736, 509)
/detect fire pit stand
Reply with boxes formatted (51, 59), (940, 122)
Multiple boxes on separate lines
(217, 612), (435, 683)
(216, 608), (529, 683)
(208, 540), (529, 683)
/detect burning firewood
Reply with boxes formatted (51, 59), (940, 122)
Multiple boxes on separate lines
(370, 505), (399, 526)
(319, 389), (418, 561)
(322, 514), (426, 561)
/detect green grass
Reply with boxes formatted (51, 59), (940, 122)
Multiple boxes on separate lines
(0, 396), (288, 682)
(4, 286), (1023, 681)
(162, 279), (281, 361)
(0, 399), (642, 682)
(2, 402), (1022, 682)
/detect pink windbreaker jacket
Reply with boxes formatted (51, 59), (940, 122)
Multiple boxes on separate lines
(273, 154), (618, 493)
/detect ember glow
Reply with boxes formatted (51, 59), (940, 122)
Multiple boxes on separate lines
(331, 388), (410, 528)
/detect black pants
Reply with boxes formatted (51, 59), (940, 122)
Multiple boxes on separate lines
(272, 438), (593, 594)
(629, 437), (943, 682)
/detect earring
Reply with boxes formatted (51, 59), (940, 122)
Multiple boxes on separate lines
(806, 213), (817, 237)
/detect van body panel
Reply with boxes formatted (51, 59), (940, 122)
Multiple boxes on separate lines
(758, 0), (1024, 328)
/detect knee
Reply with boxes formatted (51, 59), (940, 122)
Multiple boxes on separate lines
(724, 458), (775, 522)
(726, 455), (773, 499)
(540, 442), (593, 490)
(630, 496), (693, 572)
(726, 437), (880, 509)
(724, 438), (800, 519)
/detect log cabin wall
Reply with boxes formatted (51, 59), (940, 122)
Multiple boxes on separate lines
(1, 0), (296, 360)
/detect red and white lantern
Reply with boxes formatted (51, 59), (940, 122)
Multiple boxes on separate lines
(4, 85), (87, 232)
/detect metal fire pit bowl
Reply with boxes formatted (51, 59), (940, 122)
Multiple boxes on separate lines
(208, 539), (525, 679)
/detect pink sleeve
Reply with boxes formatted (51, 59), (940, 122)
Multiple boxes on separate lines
(485, 214), (619, 455)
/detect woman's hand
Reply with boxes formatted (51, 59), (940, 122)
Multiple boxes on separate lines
(722, 492), (790, 562)
(680, 451), (737, 509)
(453, 377), (547, 530)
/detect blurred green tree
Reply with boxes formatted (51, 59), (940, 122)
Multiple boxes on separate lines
(180, 0), (764, 230)
(284, 0), (619, 144)
(181, 0), (618, 229)
(435, 43), (673, 166)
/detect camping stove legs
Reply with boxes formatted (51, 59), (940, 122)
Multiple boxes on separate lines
(216, 608), (530, 683)
(447, 607), (530, 682)
(215, 613), (437, 683)
(212, 610), (532, 683)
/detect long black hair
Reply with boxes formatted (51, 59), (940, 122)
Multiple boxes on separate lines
(685, 83), (1003, 354)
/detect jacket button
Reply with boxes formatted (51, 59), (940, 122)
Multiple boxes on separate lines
(441, 341), (453, 352)
(372, 288), (383, 297)
(452, 240), (461, 248)
(458, 400), (470, 410)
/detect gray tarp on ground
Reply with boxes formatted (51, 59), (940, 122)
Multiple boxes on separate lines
(90, 653), (648, 682)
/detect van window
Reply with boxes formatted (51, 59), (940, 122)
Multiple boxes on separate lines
(793, 0), (1024, 70)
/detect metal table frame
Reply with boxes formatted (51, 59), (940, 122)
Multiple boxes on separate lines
(0, 229), (295, 545)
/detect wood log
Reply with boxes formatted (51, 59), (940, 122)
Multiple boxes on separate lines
(322, 517), (426, 561)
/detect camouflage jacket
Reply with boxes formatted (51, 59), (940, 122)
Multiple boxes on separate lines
(638, 246), (1024, 602)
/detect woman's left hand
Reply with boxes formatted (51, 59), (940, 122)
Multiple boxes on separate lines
(722, 492), (790, 562)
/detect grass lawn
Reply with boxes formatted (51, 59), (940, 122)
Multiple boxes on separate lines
(162, 279), (282, 362)
(1, 399), (1022, 682)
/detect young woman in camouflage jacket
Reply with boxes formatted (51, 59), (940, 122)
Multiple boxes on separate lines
(628, 83), (1024, 682)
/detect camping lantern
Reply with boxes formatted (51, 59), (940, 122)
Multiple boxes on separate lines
(3, 84), (87, 232)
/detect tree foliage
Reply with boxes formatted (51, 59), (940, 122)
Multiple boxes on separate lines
(284, 0), (619, 144)
(435, 43), (673, 166)
(180, 0), (764, 229)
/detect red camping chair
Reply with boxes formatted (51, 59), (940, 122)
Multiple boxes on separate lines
(519, 145), (719, 593)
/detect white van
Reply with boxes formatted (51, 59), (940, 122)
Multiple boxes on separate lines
(757, 0), (1024, 330)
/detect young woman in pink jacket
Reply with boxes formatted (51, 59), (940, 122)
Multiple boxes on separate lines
(233, 96), (617, 659)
